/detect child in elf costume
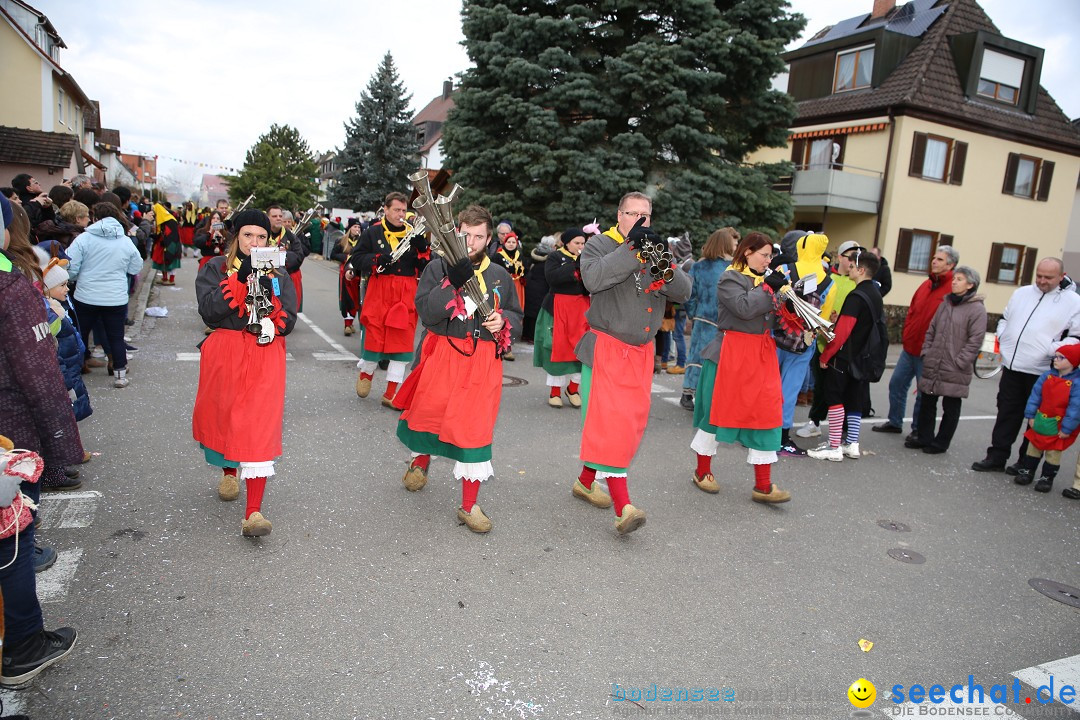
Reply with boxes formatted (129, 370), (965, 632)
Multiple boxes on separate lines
(1015, 343), (1080, 494)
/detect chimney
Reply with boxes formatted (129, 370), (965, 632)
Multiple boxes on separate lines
(871, 0), (895, 18)
(442, 79), (453, 100)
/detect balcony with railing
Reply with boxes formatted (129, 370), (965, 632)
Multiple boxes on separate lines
(774, 162), (883, 214)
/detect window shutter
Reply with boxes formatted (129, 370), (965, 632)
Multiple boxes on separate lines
(1036, 160), (1055, 201)
(1020, 247), (1039, 285)
(909, 133), (927, 177)
(895, 229), (913, 273)
(1002, 153), (1019, 194)
(949, 142), (967, 185)
(987, 243), (1004, 283)
(790, 139), (806, 167)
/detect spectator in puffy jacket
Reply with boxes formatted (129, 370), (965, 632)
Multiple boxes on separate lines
(38, 254), (92, 424)
(66, 203), (143, 388)
(522, 235), (556, 342)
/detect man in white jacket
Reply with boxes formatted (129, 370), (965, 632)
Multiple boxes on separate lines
(972, 258), (1080, 473)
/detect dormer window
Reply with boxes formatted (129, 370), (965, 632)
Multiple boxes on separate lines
(977, 48), (1024, 105)
(833, 45), (874, 93)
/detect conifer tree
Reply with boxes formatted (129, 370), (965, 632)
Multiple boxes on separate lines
(228, 123), (318, 211)
(441, 1), (805, 242)
(331, 52), (419, 211)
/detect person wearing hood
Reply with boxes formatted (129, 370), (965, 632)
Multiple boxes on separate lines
(1013, 343), (1080, 494)
(534, 227), (591, 407)
(65, 203), (143, 389)
(769, 229), (806, 271)
(906, 266), (986, 454)
(192, 210), (297, 538)
(522, 235), (556, 342)
(150, 202), (182, 285)
(771, 233), (836, 456)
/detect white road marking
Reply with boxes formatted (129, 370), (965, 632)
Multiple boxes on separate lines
(313, 352), (360, 361)
(0, 689), (27, 714)
(297, 312), (359, 361)
(37, 548), (84, 603)
(1014, 654), (1080, 712)
(42, 490), (102, 501)
(58, 499), (97, 528)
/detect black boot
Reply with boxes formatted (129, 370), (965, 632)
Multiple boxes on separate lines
(1014, 468), (1034, 486)
(1033, 463), (1059, 493)
(679, 391), (694, 411)
(1, 627), (77, 688)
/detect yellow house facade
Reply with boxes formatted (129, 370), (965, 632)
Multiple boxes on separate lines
(749, 0), (1080, 313)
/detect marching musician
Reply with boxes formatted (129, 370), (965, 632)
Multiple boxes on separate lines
(266, 204), (308, 311)
(347, 192), (429, 408)
(332, 219), (363, 336)
(492, 230), (529, 362)
(573, 192), (691, 534)
(394, 205), (522, 533)
(533, 227), (590, 408)
(192, 210), (297, 538)
(150, 202), (181, 285)
(687, 231), (791, 504)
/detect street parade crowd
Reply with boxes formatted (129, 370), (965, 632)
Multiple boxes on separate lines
(1, 172), (1079, 692)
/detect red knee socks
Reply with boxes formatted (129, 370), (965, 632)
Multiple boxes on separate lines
(550, 386), (561, 398)
(245, 476), (267, 519)
(696, 453), (712, 478)
(384, 381), (399, 399)
(753, 464), (772, 493)
(578, 465), (596, 490)
(344, 317), (354, 328)
(224, 467), (237, 477)
(461, 478), (480, 512)
(411, 454), (430, 471)
(567, 381), (580, 395)
(360, 371), (373, 382)
(607, 476), (630, 517)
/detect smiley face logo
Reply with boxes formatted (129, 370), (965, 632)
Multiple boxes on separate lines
(847, 678), (876, 708)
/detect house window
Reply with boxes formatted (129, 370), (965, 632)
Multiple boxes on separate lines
(894, 229), (954, 274)
(909, 132), (968, 184)
(987, 243), (1038, 285)
(834, 46), (874, 93)
(1002, 152), (1054, 201)
(790, 135), (845, 169)
(57, 89), (64, 124)
(977, 49), (1024, 106)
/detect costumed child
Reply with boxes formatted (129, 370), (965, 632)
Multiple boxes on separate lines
(1015, 343), (1080, 494)
(192, 210), (297, 537)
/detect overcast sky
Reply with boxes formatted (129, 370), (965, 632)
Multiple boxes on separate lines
(30, 0), (1080, 194)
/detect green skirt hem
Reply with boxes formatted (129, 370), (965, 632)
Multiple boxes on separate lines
(396, 420), (492, 462)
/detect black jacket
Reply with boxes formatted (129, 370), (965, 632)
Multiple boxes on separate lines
(542, 248), (588, 313)
(348, 220), (428, 278)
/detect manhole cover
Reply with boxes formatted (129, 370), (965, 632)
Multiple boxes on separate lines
(502, 375), (528, 387)
(887, 548), (925, 564)
(1029, 579), (1080, 609)
(877, 520), (911, 532)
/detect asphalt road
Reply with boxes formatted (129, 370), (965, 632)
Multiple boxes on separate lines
(11, 254), (1079, 720)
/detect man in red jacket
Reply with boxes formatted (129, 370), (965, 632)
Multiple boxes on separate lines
(873, 245), (957, 437)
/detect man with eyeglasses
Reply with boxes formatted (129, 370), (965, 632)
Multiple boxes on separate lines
(570, 192), (691, 534)
(972, 257), (1080, 475)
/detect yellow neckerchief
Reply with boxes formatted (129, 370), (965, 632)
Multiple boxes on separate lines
(473, 254), (490, 295)
(558, 247), (577, 259)
(382, 221), (409, 252)
(270, 228), (288, 249)
(229, 254), (243, 276)
(345, 233), (359, 250)
(731, 263), (765, 287)
(603, 226), (625, 244)
(152, 203), (175, 230)
(497, 246), (523, 275)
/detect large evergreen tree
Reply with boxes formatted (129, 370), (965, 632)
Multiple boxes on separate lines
(441, 1), (805, 242)
(330, 52), (419, 211)
(228, 124), (319, 211)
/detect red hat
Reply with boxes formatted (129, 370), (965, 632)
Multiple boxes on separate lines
(1057, 344), (1080, 368)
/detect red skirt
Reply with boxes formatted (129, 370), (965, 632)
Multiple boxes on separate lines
(580, 332), (653, 468)
(179, 226), (195, 246)
(710, 330), (782, 430)
(338, 263), (361, 315)
(192, 329), (287, 461)
(359, 275), (418, 355)
(551, 294), (590, 362)
(291, 269), (303, 311)
(398, 336), (502, 449)
(513, 277), (526, 313)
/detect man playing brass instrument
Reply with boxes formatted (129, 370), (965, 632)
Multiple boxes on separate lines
(266, 204), (309, 310)
(393, 205), (522, 533)
(347, 192), (429, 408)
(572, 192), (691, 534)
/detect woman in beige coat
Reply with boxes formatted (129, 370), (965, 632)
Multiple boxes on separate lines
(907, 266), (987, 453)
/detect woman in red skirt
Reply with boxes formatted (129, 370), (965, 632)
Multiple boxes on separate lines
(533, 227), (590, 407)
(192, 210), (297, 537)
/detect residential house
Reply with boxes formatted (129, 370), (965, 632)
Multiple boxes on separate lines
(316, 150), (338, 204)
(1065, 119), (1080, 277)
(199, 174), (230, 208)
(0, 0), (96, 184)
(119, 153), (157, 193)
(414, 80), (455, 171)
(748, 0), (1080, 313)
